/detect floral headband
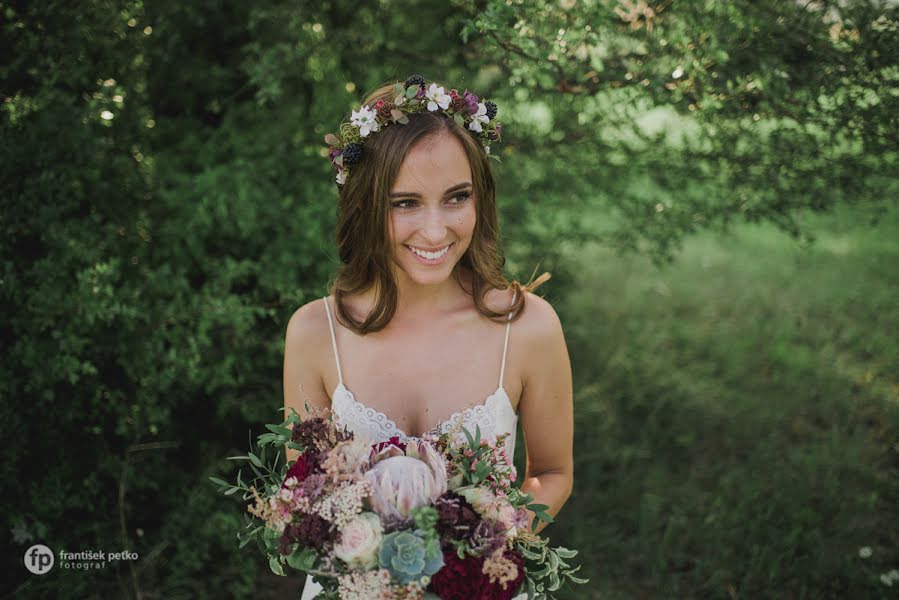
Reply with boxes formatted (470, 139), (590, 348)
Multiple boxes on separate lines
(325, 74), (503, 187)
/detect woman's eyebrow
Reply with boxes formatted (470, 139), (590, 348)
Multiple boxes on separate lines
(389, 182), (472, 198)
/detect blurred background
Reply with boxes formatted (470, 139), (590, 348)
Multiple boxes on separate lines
(3, 0), (897, 598)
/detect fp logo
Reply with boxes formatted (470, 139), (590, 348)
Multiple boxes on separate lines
(24, 544), (54, 574)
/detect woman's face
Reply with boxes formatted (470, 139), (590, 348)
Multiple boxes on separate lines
(387, 131), (477, 287)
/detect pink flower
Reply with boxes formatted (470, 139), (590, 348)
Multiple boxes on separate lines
(364, 440), (447, 519)
(334, 512), (383, 569)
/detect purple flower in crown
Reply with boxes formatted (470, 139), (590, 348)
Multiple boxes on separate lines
(488, 124), (502, 142)
(463, 90), (479, 115)
(328, 147), (343, 165)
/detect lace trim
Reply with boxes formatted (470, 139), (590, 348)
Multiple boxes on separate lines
(332, 383), (514, 442)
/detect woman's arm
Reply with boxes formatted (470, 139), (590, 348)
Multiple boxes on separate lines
(517, 294), (574, 535)
(283, 299), (333, 465)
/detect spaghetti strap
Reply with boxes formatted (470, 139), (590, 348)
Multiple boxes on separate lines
(498, 289), (518, 389)
(322, 296), (343, 385)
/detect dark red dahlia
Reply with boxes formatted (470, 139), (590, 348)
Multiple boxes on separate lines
(430, 548), (525, 600)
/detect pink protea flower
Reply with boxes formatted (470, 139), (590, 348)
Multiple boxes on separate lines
(364, 440), (447, 519)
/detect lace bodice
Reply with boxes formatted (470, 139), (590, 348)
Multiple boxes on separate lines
(330, 381), (518, 458)
(322, 290), (520, 457)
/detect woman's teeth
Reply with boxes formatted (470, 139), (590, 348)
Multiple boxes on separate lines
(407, 244), (450, 260)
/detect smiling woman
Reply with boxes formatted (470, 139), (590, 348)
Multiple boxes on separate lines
(325, 78), (519, 335)
(283, 75), (573, 599)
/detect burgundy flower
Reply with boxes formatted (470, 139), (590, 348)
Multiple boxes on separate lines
(434, 492), (483, 544)
(488, 124), (502, 142)
(279, 512), (336, 554)
(372, 435), (407, 454)
(281, 450), (317, 489)
(463, 90), (479, 114)
(430, 548), (525, 600)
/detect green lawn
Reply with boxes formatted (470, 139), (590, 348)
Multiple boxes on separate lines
(542, 203), (898, 599)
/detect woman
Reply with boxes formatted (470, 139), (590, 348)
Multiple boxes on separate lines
(282, 75), (574, 599)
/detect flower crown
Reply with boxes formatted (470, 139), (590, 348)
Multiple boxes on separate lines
(325, 74), (503, 187)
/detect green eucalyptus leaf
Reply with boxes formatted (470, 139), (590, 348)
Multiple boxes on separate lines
(285, 547), (317, 571)
(269, 556), (285, 576)
(265, 424), (292, 437)
(518, 545), (543, 561)
(548, 571), (561, 592)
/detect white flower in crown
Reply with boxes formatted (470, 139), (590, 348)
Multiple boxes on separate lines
(425, 83), (451, 112)
(394, 94), (407, 107)
(468, 102), (490, 133)
(336, 170), (347, 185)
(350, 104), (381, 137)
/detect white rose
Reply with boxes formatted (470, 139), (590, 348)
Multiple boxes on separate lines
(334, 512), (383, 569)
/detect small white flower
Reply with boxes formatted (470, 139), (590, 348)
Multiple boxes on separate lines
(859, 546), (873, 559)
(485, 145), (491, 155)
(881, 573), (894, 586)
(425, 83), (451, 112)
(336, 170), (347, 185)
(467, 102), (489, 133)
(350, 104), (381, 137)
(394, 94), (406, 107)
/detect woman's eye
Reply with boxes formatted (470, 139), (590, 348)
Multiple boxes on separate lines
(391, 194), (471, 209)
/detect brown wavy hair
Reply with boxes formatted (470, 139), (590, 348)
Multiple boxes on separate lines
(327, 77), (549, 335)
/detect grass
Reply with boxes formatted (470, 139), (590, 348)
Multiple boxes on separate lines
(540, 203), (899, 599)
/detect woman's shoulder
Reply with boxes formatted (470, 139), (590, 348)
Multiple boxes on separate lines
(508, 287), (564, 348)
(484, 285), (561, 334)
(285, 297), (330, 351)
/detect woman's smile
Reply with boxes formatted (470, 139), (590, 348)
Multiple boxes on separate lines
(404, 242), (454, 265)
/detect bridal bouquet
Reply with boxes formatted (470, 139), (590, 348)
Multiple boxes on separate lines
(212, 406), (586, 599)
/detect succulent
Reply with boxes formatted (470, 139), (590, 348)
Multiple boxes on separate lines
(377, 530), (444, 584)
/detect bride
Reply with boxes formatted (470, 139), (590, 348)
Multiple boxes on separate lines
(282, 75), (574, 599)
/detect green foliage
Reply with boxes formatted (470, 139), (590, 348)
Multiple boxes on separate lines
(3, 0), (895, 598)
(460, 0), (898, 265)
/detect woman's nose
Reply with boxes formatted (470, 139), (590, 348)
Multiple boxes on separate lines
(421, 206), (449, 243)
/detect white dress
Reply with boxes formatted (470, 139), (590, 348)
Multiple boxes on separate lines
(300, 292), (522, 599)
